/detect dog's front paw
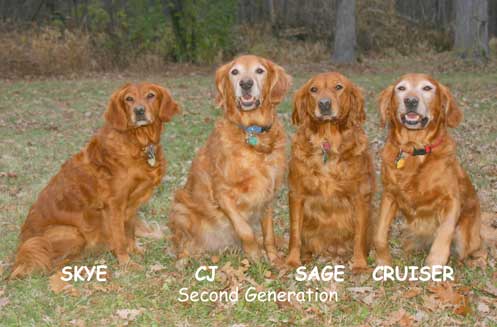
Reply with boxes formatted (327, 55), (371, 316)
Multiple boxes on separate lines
(351, 257), (370, 274)
(424, 255), (447, 267)
(117, 253), (131, 265)
(266, 251), (282, 266)
(245, 249), (263, 262)
(285, 255), (302, 268)
(375, 255), (392, 267)
(128, 241), (145, 256)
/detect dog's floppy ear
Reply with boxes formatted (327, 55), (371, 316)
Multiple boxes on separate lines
(378, 84), (395, 128)
(439, 83), (463, 128)
(348, 83), (365, 127)
(292, 82), (309, 126)
(156, 86), (180, 122)
(215, 61), (232, 109)
(105, 84), (130, 131)
(267, 60), (292, 105)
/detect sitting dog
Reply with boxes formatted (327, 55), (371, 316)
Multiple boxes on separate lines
(285, 72), (374, 272)
(10, 83), (179, 278)
(168, 55), (291, 262)
(374, 73), (482, 266)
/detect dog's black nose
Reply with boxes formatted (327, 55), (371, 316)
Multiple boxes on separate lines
(404, 96), (419, 109)
(239, 78), (254, 91)
(318, 98), (332, 114)
(134, 106), (145, 116)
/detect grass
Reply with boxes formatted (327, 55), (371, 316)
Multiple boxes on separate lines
(1, 61), (497, 326)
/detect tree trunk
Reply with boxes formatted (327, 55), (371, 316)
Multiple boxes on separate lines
(454, 0), (489, 61)
(332, 0), (356, 64)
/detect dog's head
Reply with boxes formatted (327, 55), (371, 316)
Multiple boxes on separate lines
(292, 72), (364, 127)
(378, 73), (462, 131)
(215, 55), (291, 113)
(104, 83), (179, 131)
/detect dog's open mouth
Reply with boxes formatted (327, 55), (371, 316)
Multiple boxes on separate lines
(401, 112), (429, 127)
(237, 94), (261, 110)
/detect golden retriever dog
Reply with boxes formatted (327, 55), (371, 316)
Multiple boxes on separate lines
(374, 73), (482, 266)
(10, 83), (179, 278)
(285, 72), (374, 271)
(168, 55), (291, 262)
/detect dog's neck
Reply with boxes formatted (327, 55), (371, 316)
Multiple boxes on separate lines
(390, 124), (445, 148)
(306, 121), (352, 154)
(127, 121), (163, 147)
(226, 102), (276, 129)
(99, 120), (164, 162)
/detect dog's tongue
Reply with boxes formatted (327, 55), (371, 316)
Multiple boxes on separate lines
(242, 94), (252, 100)
(406, 112), (419, 120)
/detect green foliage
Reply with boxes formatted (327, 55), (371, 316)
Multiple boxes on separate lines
(169, 0), (238, 63)
(73, 0), (237, 66)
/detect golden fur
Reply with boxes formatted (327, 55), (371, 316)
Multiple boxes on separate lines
(10, 83), (179, 278)
(374, 73), (482, 266)
(286, 72), (374, 272)
(168, 55), (291, 262)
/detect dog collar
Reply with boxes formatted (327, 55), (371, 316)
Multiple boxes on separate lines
(394, 136), (444, 169)
(238, 124), (272, 146)
(144, 144), (156, 167)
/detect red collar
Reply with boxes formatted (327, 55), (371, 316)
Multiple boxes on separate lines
(394, 136), (444, 169)
(402, 136), (444, 156)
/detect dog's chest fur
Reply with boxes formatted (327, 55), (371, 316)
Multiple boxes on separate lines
(382, 143), (457, 221)
(215, 121), (286, 219)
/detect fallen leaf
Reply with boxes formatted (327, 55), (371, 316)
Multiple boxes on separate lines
(484, 282), (497, 297)
(453, 296), (471, 316)
(211, 256), (220, 264)
(413, 310), (428, 322)
(148, 263), (165, 274)
(49, 272), (79, 296)
(427, 282), (471, 316)
(116, 308), (142, 322)
(477, 302), (490, 313)
(403, 287), (422, 299)
(427, 283), (462, 303)
(385, 309), (413, 327)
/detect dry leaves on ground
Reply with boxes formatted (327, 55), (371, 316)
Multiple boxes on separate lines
(49, 271), (80, 296)
(115, 308), (143, 325)
(425, 282), (471, 316)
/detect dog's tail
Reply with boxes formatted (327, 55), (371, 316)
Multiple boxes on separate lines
(10, 236), (53, 279)
(10, 225), (86, 279)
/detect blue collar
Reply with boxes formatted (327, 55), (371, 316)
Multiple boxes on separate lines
(238, 124), (272, 134)
(238, 124), (272, 146)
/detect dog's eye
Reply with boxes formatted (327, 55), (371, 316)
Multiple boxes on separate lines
(147, 93), (155, 99)
(397, 86), (406, 91)
(310, 86), (318, 93)
(231, 69), (239, 75)
(335, 84), (343, 90)
(125, 96), (134, 102)
(255, 68), (265, 74)
(422, 85), (432, 91)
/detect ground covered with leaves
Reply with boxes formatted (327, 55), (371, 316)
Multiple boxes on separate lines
(1, 57), (496, 326)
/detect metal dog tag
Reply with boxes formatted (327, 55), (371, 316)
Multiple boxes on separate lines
(146, 144), (156, 167)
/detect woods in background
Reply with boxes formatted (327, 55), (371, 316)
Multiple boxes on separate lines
(0, 0), (496, 77)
